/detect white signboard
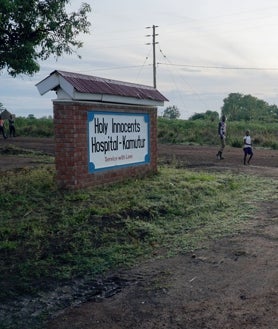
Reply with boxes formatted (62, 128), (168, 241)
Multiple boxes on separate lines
(88, 111), (150, 172)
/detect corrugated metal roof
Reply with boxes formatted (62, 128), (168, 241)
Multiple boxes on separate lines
(55, 70), (168, 102)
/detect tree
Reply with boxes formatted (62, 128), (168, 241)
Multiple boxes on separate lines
(162, 105), (181, 119)
(0, 102), (6, 111)
(222, 93), (278, 121)
(189, 110), (219, 121)
(0, 0), (91, 77)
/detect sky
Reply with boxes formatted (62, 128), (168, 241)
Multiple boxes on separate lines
(2, 0), (278, 119)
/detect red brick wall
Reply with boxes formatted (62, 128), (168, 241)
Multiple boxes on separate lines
(53, 101), (158, 189)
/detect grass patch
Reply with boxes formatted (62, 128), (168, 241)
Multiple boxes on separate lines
(0, 165), (277, 301)
(157, 117), (278, 149)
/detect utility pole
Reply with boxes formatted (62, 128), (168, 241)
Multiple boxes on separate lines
(146, 25), (158, 88)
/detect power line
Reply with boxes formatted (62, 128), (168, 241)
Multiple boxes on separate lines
(158, 46), (209, 112)
(157, 48), (190, 112)
(83, 64), (152, 73)
(135, 49), (152, 83)
(157, 62), (278, 71)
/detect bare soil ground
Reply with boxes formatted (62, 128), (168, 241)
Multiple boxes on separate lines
(1, 138), (277, 329)
(0, 137), (54, 171)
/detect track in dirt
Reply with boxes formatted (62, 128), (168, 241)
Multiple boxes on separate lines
(1, 137), (278, 174)
(1, 138), (278, 329)
(46, 203), (278, 329)
(0, 137), (55, 171)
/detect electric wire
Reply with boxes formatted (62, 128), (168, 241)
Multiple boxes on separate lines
(157, 63), (278, 71)
(135, 47), (152, 83)
(157, 46), (188, 112)
(158, 45), (210, 114)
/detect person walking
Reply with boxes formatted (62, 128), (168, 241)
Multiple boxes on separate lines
(8, 115), (16, 137)
(216, 115), (226, 160)
(0, 115), (7, 139)
(243, 130), (253, 165)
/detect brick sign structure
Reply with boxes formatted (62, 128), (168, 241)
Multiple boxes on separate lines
(36, 70), (168, 189)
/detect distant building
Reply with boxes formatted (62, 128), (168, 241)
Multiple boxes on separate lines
(0, 109), (12, 119)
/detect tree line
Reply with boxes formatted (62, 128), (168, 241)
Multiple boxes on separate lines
(163, 93), (278, 122)
(221, 93), (278, 121)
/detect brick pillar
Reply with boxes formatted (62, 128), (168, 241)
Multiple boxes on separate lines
(53, 100), (157, 189)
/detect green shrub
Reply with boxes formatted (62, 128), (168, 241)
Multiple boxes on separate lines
(13, 116), (54, 137)
(157, 117), (278, 149)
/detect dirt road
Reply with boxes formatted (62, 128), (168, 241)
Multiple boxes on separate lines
(1, 138), (277, 329)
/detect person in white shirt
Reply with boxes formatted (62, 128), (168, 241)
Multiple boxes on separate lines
(243, 130), (253, 165)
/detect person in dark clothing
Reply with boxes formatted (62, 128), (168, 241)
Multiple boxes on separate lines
(8, 115), (16, 137)
(216, 115), (226, 160)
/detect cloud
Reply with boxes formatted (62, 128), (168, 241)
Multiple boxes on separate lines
(2, 0), (278, 118)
